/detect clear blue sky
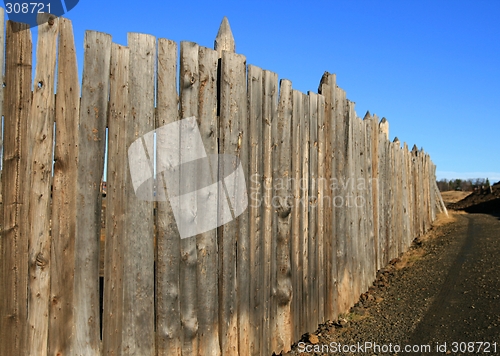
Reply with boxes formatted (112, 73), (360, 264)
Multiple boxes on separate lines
(25, 0), (500, 183)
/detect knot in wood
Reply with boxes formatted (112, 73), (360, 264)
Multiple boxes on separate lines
(36, 252), (48, 267)
(276, 198), (292, 218)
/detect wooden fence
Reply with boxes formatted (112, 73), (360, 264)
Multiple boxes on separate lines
(0, 12), (447, 356)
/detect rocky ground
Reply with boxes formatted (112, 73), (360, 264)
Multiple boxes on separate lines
(278, 209), (500, 355)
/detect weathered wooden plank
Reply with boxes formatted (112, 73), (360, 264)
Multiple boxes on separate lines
(362, 114), (376, 290)
(247, 64), (263, 356)
(272, 79), (293, 353)
(218, 49), (247, 356)
(369, 114), (380, 271)
(334, 86), (350, 314)
(237, 62), (251, 356)
(0, 20), (32, 356)
(155, 37), (182, 356)
(196, 45), (221, 356)
(49, 17), (80, 356)
(73, 30), (111, 356)
(264, 70), (280, 355)
(408, 145), (416, 242)
(378, 118), (389, 266)
(122, 32), (156, 355)
(0, 8), (4, 198)
(316, 94), (326, 324)
(308, 92), (319, 331)
(262, 70), (278, 356)
(346, 102), (358, 306)
(318, 73), (336, 321)
(102, 42), (129, 356)
(419, 150), (425, 236)
(352, 114), (362, 295)
(425, 154), (432, 230)
(393, 138), (402, 258)
(26, 15), (58, 356)
(411, 145), (419, 240)
(300, 92), (310, 335)
(178, 41), (200, 356)
(290, 89), (302, 341)
(400, 143), (409, 251)
(354, 114), (367, 294)
(400, 143), (408, 251)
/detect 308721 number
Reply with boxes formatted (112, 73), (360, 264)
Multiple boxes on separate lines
(5, 2), (51, 14)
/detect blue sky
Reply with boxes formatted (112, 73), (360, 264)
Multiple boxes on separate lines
(23, 0), (500, 182)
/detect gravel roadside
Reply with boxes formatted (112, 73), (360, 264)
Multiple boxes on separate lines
(279, 211), (500, 355)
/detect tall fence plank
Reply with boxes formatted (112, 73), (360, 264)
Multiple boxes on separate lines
(316, 94), (326, 324)
(290, 89), (302, 341)
(49, 17), (80, 356)
(272, 79), (293, 353)
(0, 8), (4, 197)
(363, 114), (376, 290)
(218, 49), (247, 356)
(27, 15), (59, 356)
(122, 32), (156, 355)
(300, 92), (310, 335)
(237, 65), (251, 356)
(247, 64), (263, 356)
(197, 45), (221, 356)
(74, 30), (111, 355)
(102, 42), (129, 356)
(0, 20), (32, 356)
(155, 37), (182, 356)
(178, 41), (200, 356)
(318, 73), (336, 321)
(334, 86), (350, 314)
(308, 92), (319, 331)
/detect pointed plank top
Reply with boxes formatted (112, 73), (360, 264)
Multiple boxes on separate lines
(215, 17), (235, 57)
(379, 117), (389, 140)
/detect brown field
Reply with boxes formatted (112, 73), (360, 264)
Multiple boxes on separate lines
(440, 190), (471, 204)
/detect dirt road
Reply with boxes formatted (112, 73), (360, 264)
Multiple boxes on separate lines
(285, 212), (500, 355)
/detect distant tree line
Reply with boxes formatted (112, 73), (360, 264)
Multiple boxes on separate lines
(437, 178), (491, 192)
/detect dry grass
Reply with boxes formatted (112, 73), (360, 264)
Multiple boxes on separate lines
(440, 191), (471, 204)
